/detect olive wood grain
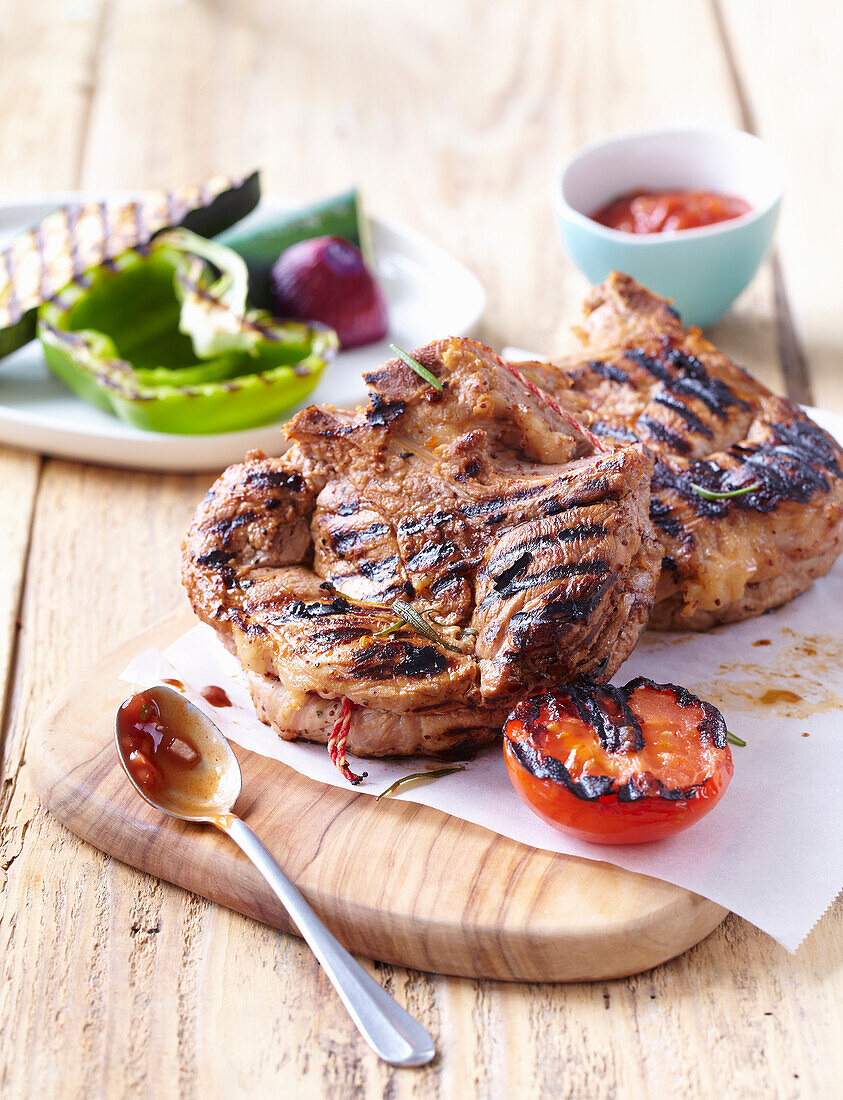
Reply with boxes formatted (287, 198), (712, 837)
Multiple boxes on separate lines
(30, 607), (727, 983)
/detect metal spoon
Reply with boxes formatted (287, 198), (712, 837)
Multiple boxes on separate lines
(114, 684), (435, 1067)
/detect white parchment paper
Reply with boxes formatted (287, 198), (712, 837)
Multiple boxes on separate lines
(120, 406), (843, 952)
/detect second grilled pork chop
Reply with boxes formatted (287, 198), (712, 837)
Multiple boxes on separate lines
(519, 274), (843, 629)
(183, 337), (661, 758)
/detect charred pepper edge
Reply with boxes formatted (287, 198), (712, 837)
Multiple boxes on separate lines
(0, 172), (261, 359)
(40, 319), (335, 400)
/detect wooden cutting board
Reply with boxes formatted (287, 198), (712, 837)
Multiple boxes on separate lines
(29, 608), (727, 982)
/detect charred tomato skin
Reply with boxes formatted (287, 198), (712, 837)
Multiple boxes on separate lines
(503, 679), (734, 845)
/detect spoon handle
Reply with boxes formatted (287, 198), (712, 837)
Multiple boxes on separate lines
(217, 814), (435, 1067)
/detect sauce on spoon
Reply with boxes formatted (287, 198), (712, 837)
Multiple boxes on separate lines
(116, 688), (230, 817)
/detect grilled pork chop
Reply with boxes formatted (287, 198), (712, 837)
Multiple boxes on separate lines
(183, 337), (661, 761)
(518, 273), (843, 629)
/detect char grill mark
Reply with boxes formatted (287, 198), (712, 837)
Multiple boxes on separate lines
(620, 347), (751, 452)
(397, 510), (453, 536)
(328, 521), (390, 557)
(470, 445), (660, 699)
(587, 359), (629, 383)
(652, 391), (714, 439)
(350, 640), (450, 680)
(648, 497), (686, 541)
(629, 347), (750, 418)
(483, 560), (609, 604)
(508, 578), (611, 629)
(486, 525), (608, 579)
(623, 348), (673, 385)
(509, 737), (616, 801)
(592, 423), (640, 444)
(406, 540), (459, 572)
(279, 596), (353, 619)
(313, 488), (409, 605)
(623, 676), (727, 748)
(244, 469), (305, 493)
(196, 549), (235, 568)
(427, 570), (467, 598)
(638, 415), (692, 455)
(358, 555), (401, 581)
(651, 416), (843, 516)
(298, 625), (365, 649)
(492, 551), (532, 592)
(509, 735), (699, 803)
(559, 682), (645, 753)
(366, 393), (406, 426)
(663, 349), (751, 416)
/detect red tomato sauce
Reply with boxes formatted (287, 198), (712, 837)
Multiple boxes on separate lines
(592, 189), (751, 234)
(117, 690), (202, 795)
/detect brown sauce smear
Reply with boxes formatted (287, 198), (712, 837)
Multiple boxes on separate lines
(201, 685), (232, 708)
(162, 677), (184, 689)
(759, 689), (803, 705)
(690, 629), (843, 718)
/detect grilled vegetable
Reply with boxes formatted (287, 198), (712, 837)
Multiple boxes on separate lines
(503, 678), (733, 844)
(0, 172), (260, 362)
(38, 228), (336, 434)
(270, 236), (388, 348)
(217, 188), (372, 310)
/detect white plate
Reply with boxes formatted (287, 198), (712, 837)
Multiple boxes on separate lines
(0, 194), (486, 471)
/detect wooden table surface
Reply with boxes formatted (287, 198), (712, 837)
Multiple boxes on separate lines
(1, 1), (840, 1096)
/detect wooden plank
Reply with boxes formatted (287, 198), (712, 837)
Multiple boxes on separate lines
(0, 0), (107, 194)
(716, 0), (843, 412)
(0, 0), (105, 764)
(708, 0), (814, 405)
(0, 0), (838, 1097)
(0, 463), (209, 1097)
(0, 450), (39, 751)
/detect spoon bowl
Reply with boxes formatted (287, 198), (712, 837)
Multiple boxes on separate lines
(115, 684), (241, 821)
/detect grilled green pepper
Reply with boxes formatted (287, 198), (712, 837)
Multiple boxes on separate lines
(38, 228), (337, 434)
(1, 171), (260, 362)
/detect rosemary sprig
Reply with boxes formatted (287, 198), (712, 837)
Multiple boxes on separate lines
(389, 343), (444, 391)
(372, 606), (474, 648)
(376, 765), (466, 801)
(390, 598), (463, 652)
(371, 620), (401, 639)
(726, 731), (747, 747)
(690, 482), (760, 502)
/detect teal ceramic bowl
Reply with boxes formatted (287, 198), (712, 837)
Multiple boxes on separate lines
(553, 127), (785, 328)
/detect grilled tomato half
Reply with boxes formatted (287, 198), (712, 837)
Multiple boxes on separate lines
(503, 678), (733, 844)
